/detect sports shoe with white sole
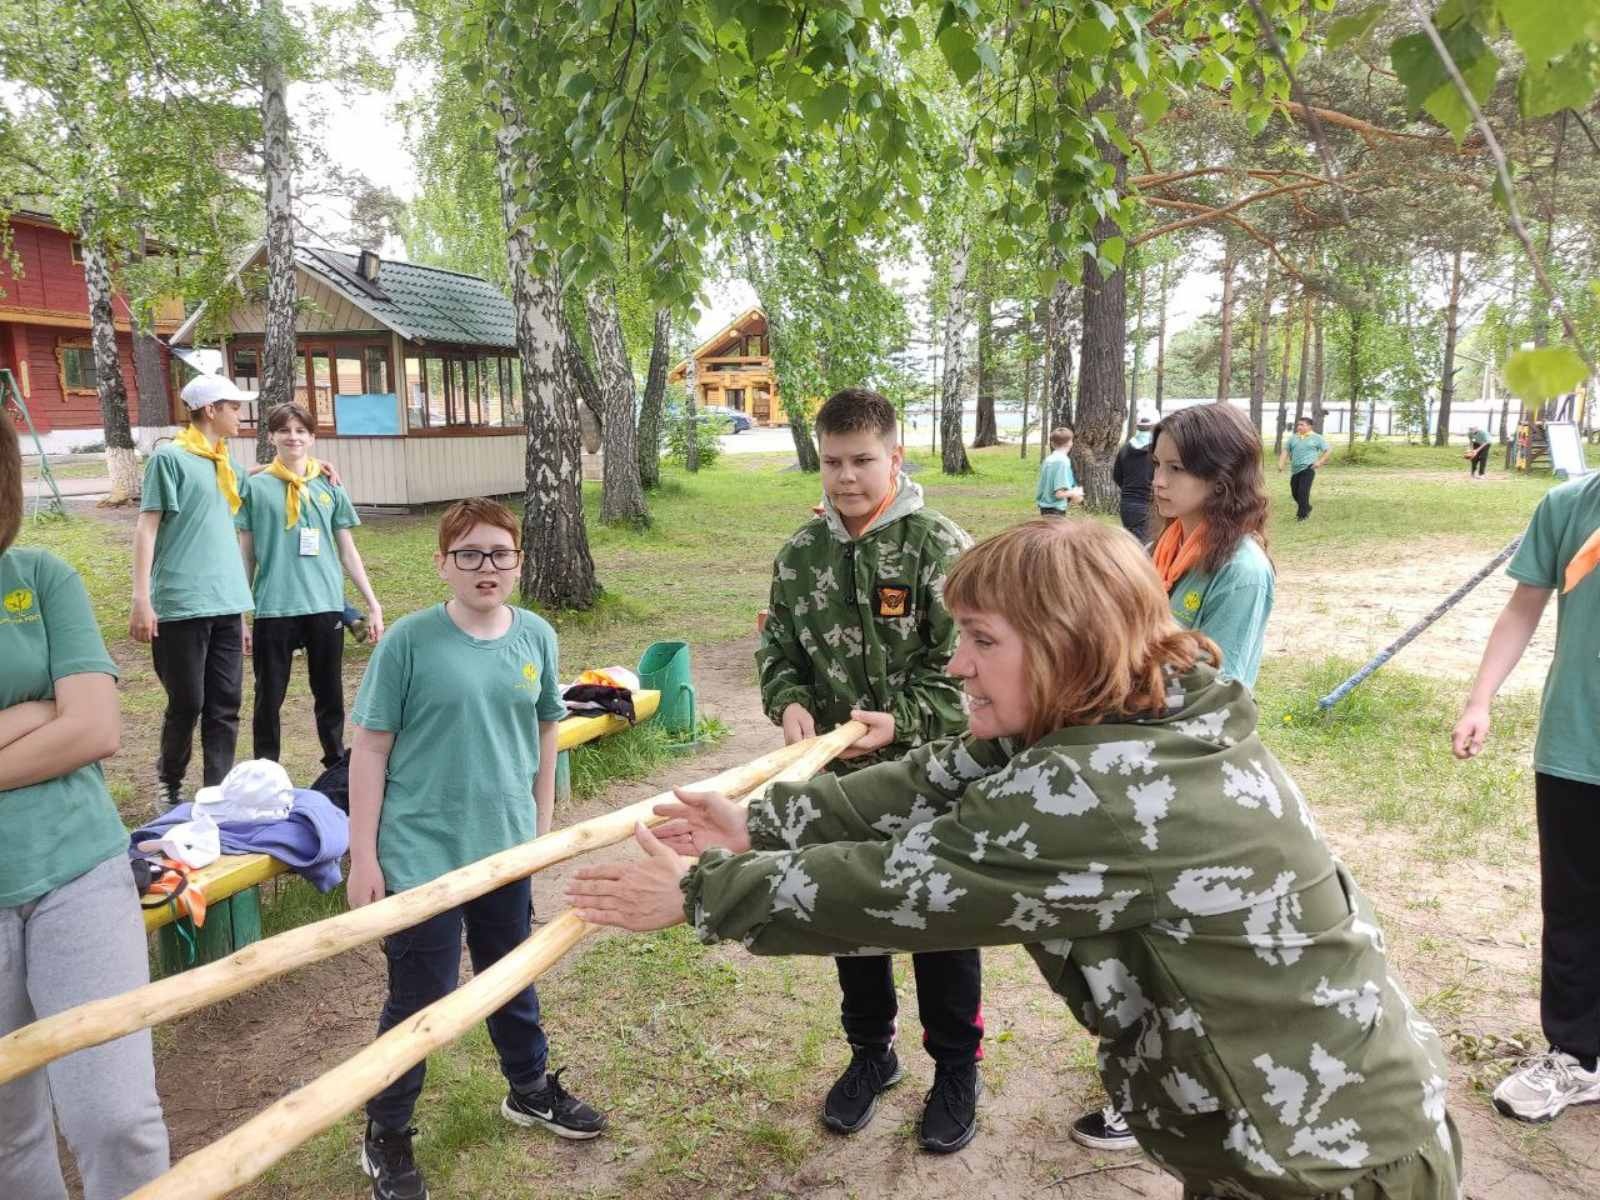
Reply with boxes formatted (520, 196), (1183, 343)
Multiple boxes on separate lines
(502, 1068), (607, 1139)
(1492, 1051), (1600, 1123)
(1070, 1105), (1139, 1151)
(360, 1122), (428, 1200)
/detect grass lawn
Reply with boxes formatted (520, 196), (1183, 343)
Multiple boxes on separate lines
(13, 436), (1589, 1198)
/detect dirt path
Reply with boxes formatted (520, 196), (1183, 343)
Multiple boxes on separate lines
(1271, 537), (1556, 692)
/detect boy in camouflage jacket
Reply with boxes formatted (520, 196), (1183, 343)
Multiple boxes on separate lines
(572, 520), (1462, 1200)
(754, 388), (984, 1153)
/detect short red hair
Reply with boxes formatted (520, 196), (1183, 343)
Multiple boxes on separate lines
(437, 497), (521, 553)
(944, 519), (1218, 742)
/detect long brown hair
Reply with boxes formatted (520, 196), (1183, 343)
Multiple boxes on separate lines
(0, 408), (20, 556)
(1150, 404), (1270, 575)
(944, 520), (1219, 741)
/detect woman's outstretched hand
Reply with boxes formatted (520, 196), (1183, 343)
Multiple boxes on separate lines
(568, 823), (691, 931)
(651, 788), (750, 856)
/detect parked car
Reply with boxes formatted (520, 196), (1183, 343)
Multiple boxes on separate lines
(698, 404), (753, 433)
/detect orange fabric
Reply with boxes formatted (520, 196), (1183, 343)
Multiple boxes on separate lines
(1152, 519), (1210, 592)
(1563, 527), (1600, 594)
(140, 857), (208, 927)
(847, 477), (900, 539)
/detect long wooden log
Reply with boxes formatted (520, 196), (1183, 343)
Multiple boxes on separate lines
(0, 734), (835, 1087)
(124, 723), (864, 1200)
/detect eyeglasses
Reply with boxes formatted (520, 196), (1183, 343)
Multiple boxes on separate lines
(445, 548), (523, 570)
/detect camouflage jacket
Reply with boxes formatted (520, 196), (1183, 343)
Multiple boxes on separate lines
(685, 666), (1456, 1199)
(756, 476), (971, 767)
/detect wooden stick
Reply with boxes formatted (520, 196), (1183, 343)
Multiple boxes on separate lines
(0, 733), (843, 1087)
(123, 723), (863, 1200)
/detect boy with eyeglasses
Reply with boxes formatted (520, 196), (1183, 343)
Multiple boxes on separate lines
(346, 498), (605, 1200)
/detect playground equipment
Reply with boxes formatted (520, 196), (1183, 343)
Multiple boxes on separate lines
(1508, 391), (1591, 474)
(1, 368), (66, 518)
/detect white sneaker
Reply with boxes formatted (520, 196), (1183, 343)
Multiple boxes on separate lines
(1492, 1051), (1600, 1123)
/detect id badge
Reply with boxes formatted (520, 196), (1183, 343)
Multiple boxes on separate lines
(298, 526), (321, 557)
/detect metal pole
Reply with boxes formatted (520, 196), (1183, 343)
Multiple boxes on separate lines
(1318, 536), (1522, 709)
(2, 369), (66, 519)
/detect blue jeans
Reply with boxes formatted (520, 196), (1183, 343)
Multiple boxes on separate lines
(366, 878), (547, 1130)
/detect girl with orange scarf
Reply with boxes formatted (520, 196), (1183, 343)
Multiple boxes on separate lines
(1070, 401), (1275, 1156)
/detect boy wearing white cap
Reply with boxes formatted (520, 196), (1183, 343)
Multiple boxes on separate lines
(131, 374), (254, 808)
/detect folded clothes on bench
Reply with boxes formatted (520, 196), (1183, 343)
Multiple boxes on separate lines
(562, 665), (640, 722)
(129, 789), (350, 892)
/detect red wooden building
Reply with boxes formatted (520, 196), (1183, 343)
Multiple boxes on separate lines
(0, 210), (183, 447)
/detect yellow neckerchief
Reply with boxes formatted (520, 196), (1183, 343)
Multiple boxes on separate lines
(174, 424), (241, 515)
(264, 457), (323, 529)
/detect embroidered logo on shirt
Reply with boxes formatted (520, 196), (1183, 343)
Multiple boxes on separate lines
(316, 490), (334, 508)
(518, 661), (540, 691)
(1182, 590), (1202, 613)
(3, 588), (33, 613)
(874, 583), (911, 619)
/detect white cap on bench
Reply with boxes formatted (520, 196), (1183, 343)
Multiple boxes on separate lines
(194, 759), (295, 823)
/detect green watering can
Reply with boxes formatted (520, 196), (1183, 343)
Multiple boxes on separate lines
(637, 640), (698, 737)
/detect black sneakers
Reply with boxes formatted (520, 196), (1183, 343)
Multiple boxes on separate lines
(919, 1062), (981, 1153)
(822, 1046), (903, 1134)
(361, 1122), (428, 1200)
(501, 1069), (607, 1139)
(1070, 1105), (1139, 1151)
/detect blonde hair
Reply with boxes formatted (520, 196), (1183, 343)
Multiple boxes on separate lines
(944, 519), (1218, 742)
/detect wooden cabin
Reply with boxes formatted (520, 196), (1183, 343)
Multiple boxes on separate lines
(0, 210), (183, 450)
(668, 307), (782, 426)
(171, 245), (531, 507)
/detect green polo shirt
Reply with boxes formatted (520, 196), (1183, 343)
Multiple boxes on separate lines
(1507, 472), (1600, 785)
(140, 443), (254, 621)
(235, 470), (360, 619)
(352, 603), (567, 893)
(1168, 536), (1275, 688)
(1036, 450), (1076, 511)
(0, 548), (127, 906)
(1286, 432), (1329, 473)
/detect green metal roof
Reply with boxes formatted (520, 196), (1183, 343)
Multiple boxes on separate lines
(297, 247), (516, 350)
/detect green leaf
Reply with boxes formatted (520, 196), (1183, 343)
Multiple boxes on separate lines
(938, 25), (981, 83)
(1099, 235), (1125, 268)
(1199, 54), (1232, 89)
(975, 41), (1001, 75)
(1519, 48), (1600, 118)
(1326, 5), (1385, 52)
(803, 83), (851, 124)
(746, 4), (790, 61)
(1504, 346), (1588, 403)
(1391, 24), (1491, 114)
(898, 14), (923, 53)
(1066, 16), (1113, 55)
(1138, 89), (1170, 125)
(1500, 0), (1599, 64)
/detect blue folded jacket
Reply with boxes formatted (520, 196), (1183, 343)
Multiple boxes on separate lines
(128, 788), (350, 892)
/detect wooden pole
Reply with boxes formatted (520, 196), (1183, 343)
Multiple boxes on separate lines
(0, 736), (831, 1087)
(123, 723), (865, 1200)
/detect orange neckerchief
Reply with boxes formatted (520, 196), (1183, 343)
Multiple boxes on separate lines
(845, 476), (900, 540)
(1564, 527), (1600, 594)
(1152, 519), (1209, 592)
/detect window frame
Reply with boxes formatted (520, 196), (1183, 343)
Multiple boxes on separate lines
(56, 339), (99, 396)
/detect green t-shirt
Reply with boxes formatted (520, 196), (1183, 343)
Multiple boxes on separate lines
(235, 470), (360, 619)
(0, 548), (127, 906)
(140, 443), (254, 621)
(1286, 432), (1329, 473)
(1506, 472), (1600, 785)
(352, 603), (566, 892)
(1469, 429), (1490, 447)
(1168, 535), (1275, 687)
(1035, 450), (1076, 510)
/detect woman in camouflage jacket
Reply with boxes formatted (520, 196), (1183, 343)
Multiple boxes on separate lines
(570, 520), (1463, 1200)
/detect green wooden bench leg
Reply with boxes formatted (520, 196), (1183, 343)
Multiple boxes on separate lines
(556, 749), (571, 805)
(155, 886), (266, 973)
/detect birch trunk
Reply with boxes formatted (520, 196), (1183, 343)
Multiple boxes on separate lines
(494, 107), (598, 609)
(939, 236), (973, 475)
(78, 231), (139, 504)
(1072, 136), (1127, 512)
(585, 284), (648, 526)
(1273, 295), (1293, 454)
(1311, 302), (1325, 430)
(258, 11), (296, 464)
(562, 312), (605, 448)
(1249, 264), (1272, 435)
(131, 229), (172, 448)
(1294, 296), (1311, 424)
(684, 355), (700, 473)
(638, 308), (669, 489)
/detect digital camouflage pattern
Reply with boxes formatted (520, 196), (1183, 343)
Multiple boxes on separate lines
(756, 475), (971, 768)
(685, 666), (1461, 1198)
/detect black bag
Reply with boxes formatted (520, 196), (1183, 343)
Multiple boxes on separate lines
(310, 750), (351, 813)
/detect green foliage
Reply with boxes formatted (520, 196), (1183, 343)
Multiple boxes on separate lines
(663, 400), (725, 469)
(1503, 345), (1588, 403)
